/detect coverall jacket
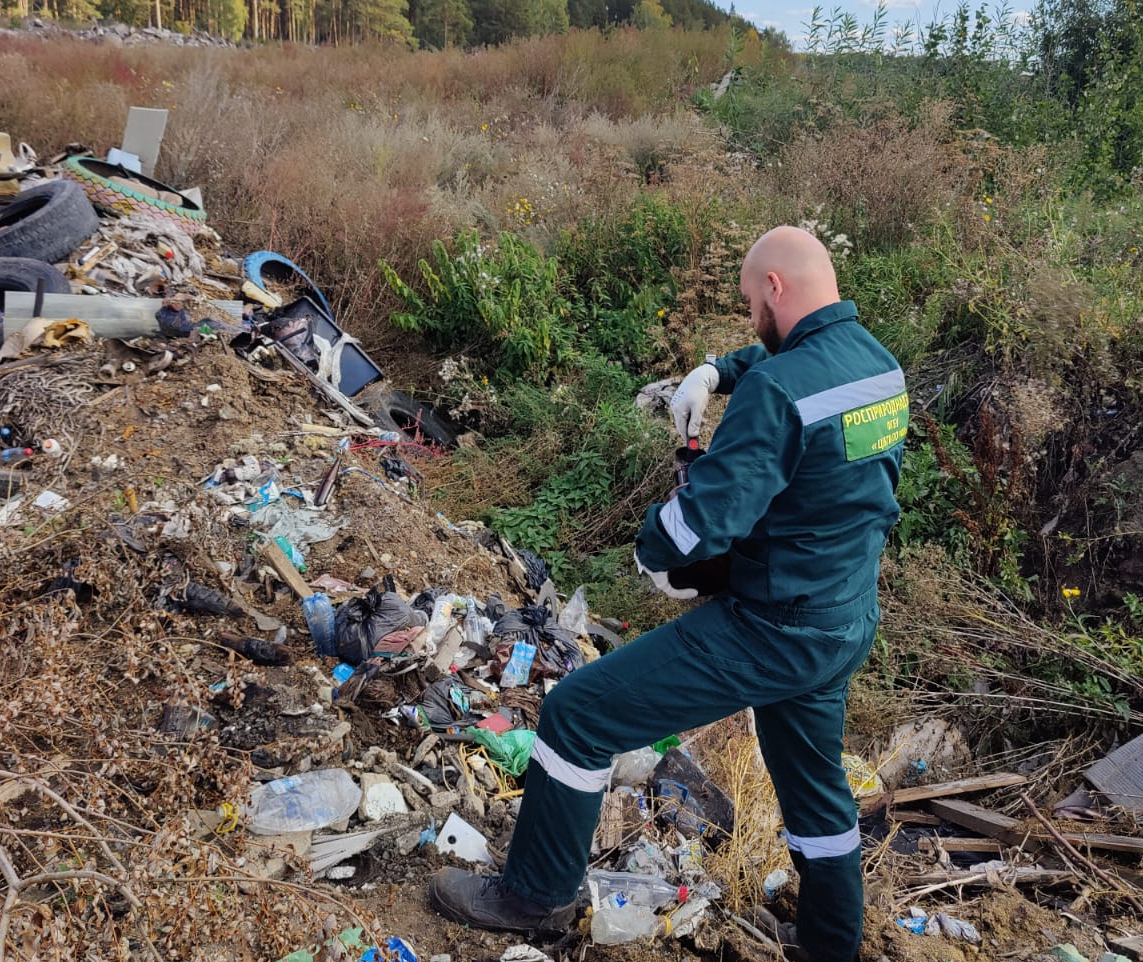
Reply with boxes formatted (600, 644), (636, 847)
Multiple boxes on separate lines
(503, 300), (907, 962)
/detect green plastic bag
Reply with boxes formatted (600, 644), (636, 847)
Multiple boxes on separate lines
(467, 727), (536, 777)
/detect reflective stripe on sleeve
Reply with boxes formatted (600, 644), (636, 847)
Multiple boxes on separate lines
(530, 736), (611, 794)
(795, 369), (906, 426)
(659, 498), (700, 556)
(785, 825), (860, 859)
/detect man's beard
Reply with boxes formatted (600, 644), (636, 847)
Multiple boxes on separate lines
(758, 300), (781, 354)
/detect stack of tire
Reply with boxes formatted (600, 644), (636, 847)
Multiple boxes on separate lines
(0, 179), (100, 303)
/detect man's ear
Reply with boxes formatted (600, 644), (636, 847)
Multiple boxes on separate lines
(766, 270), (784, 301)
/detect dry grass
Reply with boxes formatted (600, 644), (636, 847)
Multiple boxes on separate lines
(764, 99), (967, 251)
(686, 713), (786, 913)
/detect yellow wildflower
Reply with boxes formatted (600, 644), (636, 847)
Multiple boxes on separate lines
(1062, 587), (1080, 599)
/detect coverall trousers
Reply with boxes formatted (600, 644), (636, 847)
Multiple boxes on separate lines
(503, 592), (878, 962)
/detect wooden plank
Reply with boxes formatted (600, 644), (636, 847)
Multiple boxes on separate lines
(1051, 830), (1143, 855)
(861, 773), (1027, 814)
(892, 810), (941, 826)
(930, 798), (1143, 855)
(919, 837), (1006, 854)
(928, 799), (1033, 846)
(1109, 935), (1143, 960)
(904, 867), (1073, 886)
(260, 540), (313, 599)
(1085, 732), (1143, 816)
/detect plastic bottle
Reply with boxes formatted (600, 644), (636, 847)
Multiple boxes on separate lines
(585, 870), (687, 910)
(302, 592), (337, 657)
(590, 903), (669, 944)
(427, 593), (466, 651)
(463, 598), (486, 647)
(0, 446), (33, 463)
(245, 768), (361, 834)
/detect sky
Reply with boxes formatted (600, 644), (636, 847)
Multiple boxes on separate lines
(737, 0), (1032, 52)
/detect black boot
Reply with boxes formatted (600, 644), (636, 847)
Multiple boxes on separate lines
(428, 868), (576, 934)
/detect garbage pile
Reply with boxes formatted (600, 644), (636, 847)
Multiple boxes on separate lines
(2, 124), (1140, 962)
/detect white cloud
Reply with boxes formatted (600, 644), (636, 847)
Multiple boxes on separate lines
(861, 0), (922, 9)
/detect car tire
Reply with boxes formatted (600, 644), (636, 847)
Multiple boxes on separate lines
(0, 180), (99, 262)
(0, 257), (73, 295)
(61, 155), (207, 232)
(354, 385), (457, 448)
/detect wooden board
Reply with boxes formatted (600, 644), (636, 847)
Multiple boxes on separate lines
(1085, 733), (1143, 815)
(918, 837), (1006, 854)
(860, 773), (1027, 814)
(3, 291), (242, 336)
(260, 540), (313, 599)
(929, 798), (1143, 855)
(928, 798), (1032, 847)
(892, 810), (941, 826)
(1109, 936), (1143, 960)
(904, 867), (1073, 886)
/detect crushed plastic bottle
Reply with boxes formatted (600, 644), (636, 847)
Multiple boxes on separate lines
(610, 746), (660, 788)
(246, 768), (361, 835)
(590, 903), (669, 944)
(585, 870), (687, 910)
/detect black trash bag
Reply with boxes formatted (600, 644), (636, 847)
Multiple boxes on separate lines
(491, 604), (584, 679)
(334, 587), (426, 666)
(419, 677), (481, 732)
(485, 592), (509, 623)
(650, 748), (734, 849)
(410, 587), (448, 619)
(380, 456), (414, 481)
(516, 548), (550, 590)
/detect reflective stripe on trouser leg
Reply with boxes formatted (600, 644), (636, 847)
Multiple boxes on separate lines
(753, 610), (877, 962)
(504, 597), (876, 909)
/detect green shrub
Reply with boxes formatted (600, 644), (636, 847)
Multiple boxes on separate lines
(381, 230), (576, 380)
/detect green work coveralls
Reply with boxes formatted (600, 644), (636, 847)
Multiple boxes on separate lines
(503, 300), (907, 962)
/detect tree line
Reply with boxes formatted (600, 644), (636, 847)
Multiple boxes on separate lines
(2, 0), (757, 50)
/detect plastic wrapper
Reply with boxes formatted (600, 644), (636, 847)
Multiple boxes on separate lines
(467, 727), (536, 777)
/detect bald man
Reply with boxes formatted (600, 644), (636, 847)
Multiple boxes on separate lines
(430, 227), (908, 962)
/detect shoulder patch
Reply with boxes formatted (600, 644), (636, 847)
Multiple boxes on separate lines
(841, 390), (909, 460)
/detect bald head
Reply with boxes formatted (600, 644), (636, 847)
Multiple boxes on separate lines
(741, 226), (841, 351)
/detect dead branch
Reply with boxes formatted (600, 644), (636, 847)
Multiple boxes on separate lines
(1020, 793), (1143, 916)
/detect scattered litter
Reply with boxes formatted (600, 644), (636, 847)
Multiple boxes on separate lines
(32, 490), (70, 513)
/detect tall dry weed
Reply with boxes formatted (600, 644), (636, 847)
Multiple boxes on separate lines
(765, 100), (965, 251)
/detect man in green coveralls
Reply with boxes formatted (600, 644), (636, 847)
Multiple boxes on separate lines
(430, 226), (908, 962)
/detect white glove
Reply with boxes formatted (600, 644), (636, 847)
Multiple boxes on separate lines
(634, 549), (698, 601)
(669, 361), (719, 440)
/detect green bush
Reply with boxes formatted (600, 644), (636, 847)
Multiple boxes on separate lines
(381, 230), (576, 380)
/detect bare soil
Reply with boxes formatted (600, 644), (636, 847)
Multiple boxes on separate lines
(0, 331), (1135, 962)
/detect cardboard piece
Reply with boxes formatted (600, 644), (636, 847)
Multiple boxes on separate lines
(121, 107), (168, 177)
